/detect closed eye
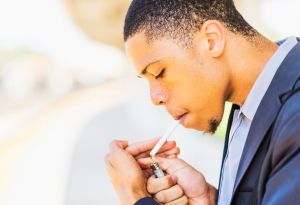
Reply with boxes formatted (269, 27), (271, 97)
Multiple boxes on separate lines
(155, 69), (165, 79)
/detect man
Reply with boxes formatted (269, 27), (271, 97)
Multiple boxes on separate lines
(105, 0), (300, 204)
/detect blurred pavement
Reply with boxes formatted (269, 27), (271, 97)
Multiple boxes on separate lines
(0, 78), (223, 205)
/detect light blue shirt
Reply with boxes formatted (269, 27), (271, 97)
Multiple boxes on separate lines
(218, 36), (298, 205)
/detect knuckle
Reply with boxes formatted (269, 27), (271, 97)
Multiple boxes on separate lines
(105, 153), (111, 161)
(105, 153), (116, 163)
(147, 176), (174, 194)
(172, 140), (177, 146)
(109, 141), (115, 149)
(166, 176), (174, 187)
(182, 195), (188, 204)
(146, 176), (157, 193)
(154, 191), (167, 203)
(147, 182), (155, 194)
(110, 140), (117, 146)
(105, 154), (113, 163)
(168, 154), (177, 159)
(174, 185), (184, 196)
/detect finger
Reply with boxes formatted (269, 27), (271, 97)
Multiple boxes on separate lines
(156, 141), (177, 154)
(126, 137), (176, 157)
(137, 157), (155, 169)
(156, 157), (189, 175)
(135, 145), (179, 160)
(157, 147), (180, 157)
(135, 152), (150, 160)
(154, 185), (184, 204)
(147, 175), (175, 194)
(166, 154), (178, 159)
(137, 156), (174, 169)
(109, 140), (128, 152)
(142, 168), (153, 178)
(165, 195), (188, 205)
(128, 138), (176, 157)
(126, 137), (160, 156)
(104, 153), (113, 168)
(138, 157), (188, 174)
(156, 153), (177, 158)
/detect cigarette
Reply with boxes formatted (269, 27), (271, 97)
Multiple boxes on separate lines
(150, 120), (180, 157)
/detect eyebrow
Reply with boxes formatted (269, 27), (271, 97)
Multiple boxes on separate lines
(137, 60), (160, 78)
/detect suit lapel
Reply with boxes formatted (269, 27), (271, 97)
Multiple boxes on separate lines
(232, 40), (300, 196)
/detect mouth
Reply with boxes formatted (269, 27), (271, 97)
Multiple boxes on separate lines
(173, 112), (188, 121)
(179, 113), (188, 125)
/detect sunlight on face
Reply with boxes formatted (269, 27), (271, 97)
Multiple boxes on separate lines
(125, 32), (230, 133)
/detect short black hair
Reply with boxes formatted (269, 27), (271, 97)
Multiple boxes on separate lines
(124, 0), (257, 45)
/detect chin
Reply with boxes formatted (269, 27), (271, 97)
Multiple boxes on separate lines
(186, 117), (220, 134)
(185, 120), (208, 132)
(208, 118), (221, 134)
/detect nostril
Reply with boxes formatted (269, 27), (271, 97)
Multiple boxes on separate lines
(151, 98), (165, 106)
(155, 95), (166, 105)
(152, 99), (163, 106)
(150, 84), (168, 105)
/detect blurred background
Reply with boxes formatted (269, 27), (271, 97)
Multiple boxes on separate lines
(0, 0), (299, 204)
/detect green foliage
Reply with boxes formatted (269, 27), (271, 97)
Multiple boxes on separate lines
(0, 48), (39, 79)
(215, 102), (232, 138)
(0, 47), (37, 66)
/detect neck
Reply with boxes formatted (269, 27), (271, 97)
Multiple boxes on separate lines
(226, 34), (279, 107)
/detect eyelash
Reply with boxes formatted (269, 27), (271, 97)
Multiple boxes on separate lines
(155, 69), (165, 79)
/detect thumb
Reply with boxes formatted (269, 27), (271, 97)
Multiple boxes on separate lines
(155, 157), (189, 175)
(138, 157), (188, 175)
(137, 156), (173, 169)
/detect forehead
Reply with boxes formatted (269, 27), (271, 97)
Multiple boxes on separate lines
(125, 33), (187, 72)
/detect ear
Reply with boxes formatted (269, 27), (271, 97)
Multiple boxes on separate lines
(200, 20), (226, 58)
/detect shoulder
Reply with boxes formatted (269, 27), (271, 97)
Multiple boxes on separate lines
(275, 90), (300, 129)
(270, 90), (300, 169)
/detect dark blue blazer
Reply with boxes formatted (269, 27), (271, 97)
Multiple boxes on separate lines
(135, 38), (300, 205)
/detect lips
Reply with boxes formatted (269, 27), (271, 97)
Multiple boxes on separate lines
(179, 113), (188, 125)
(173, 112), (188, 121)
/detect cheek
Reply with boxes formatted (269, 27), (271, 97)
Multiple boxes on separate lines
(177, 72), (227, 120)
(169, 61), (228, 108)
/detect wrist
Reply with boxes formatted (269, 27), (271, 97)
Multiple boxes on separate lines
(207, 183), (217, 205)
(191, 183), (217, 205)
(117, 188), (150, 205)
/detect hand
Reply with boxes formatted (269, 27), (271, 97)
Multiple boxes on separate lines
(139, 157), (217, 205)
(126, 137), (180, 178)
(105, 140), (149, 205)
(105, 138), (180, 205)
(147, 175), (188, 205)
(126, 136), (180, 159)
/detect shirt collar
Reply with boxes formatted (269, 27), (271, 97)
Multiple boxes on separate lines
(240, 36), (298, 121)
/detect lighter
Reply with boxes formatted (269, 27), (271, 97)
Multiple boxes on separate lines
(149, 121), (179, 178)
(150, 162), (165, 178)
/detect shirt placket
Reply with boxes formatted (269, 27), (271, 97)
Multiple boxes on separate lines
(218, 111), (243, 204)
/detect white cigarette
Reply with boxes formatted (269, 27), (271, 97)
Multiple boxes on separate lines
(150, 120), (180, 157)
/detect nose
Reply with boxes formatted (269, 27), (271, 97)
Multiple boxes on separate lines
(149, 81), (168, 106)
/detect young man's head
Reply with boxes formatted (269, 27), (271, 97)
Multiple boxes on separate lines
(124, 0), (260, 133)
